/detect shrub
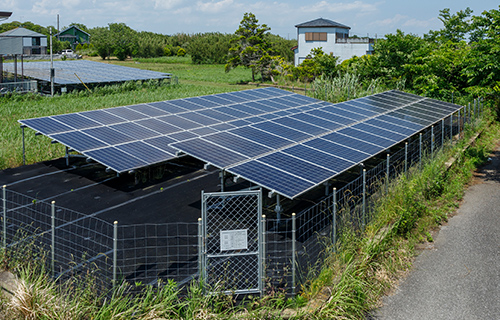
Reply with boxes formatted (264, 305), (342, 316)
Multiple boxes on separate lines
(177, 48), (186, 57)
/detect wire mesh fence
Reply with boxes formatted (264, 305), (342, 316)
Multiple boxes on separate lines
(0, 102), (484, 296)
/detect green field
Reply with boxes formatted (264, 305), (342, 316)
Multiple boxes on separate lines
(0, 57), (256, 170)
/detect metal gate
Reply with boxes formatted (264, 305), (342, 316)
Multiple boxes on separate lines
(201, 190), (263, 294)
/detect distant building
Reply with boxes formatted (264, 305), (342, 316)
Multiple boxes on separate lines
(56, 26), (90, 49)
(293, 18), (374, 66)
(0, 27), (47, 55)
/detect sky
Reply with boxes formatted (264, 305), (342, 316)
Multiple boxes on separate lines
(1, 0), (499, 39)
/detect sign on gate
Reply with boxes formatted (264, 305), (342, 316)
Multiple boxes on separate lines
(201, 190), (263, 295)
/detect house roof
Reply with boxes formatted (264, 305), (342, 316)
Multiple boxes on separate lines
(56, 25), (91, 37)
(295, 18), (350, 29)
(0, 27), (46, 38)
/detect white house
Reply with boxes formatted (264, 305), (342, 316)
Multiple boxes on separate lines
(0, 27), (47, 55)
(293, 18), (374, 66)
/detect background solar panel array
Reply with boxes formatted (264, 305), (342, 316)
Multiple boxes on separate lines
(4, 60), (171, 85)
(19, 88), (462, 199)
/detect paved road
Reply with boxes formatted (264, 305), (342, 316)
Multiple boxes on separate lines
(372, 146), (500, 320)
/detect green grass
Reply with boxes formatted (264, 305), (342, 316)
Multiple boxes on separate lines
(0, 55), (259, 170)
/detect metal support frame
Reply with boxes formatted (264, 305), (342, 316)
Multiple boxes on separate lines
(441, 119), (444, 147)
(22, 126), (26, 165)
(419, 133), (422, 167)
(261, 214), (266, 296)
(2, 185), (6, 248)
(332, 187), (337, 252)
(198, 218), (203, 281)
(113, 221), (118, 287)
(51, 201), (55, 276)
(386, 154), (390, 194)
(65, 146), (69, 167)
(275, 194), (283, 223)
(220, 169), (225, 192)
(404, 142), (408, 174)
(431, 126), (435, 157)
(362, 169), (366, 228)
(291, 213), (296, 296)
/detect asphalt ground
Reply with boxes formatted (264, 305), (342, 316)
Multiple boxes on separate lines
(371, 145), (500, 319)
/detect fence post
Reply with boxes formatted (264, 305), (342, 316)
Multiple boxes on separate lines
(441, 119), (444, 148)
(431, 126), (434, 158)
(51, 201), (55, 277)
(305, 83), (307, 97)
(419, 133), (422, 168)
(113, 221), (118, 287)
(198, 218), (203, 282)
(474, 99), (477, 118)
(468, 102), (471, 122)
(362, 169), (366, 228)
(405, 142), (408, 175)
(386, 154), (390, 194)
(22, 126), (26, 165)
(261, 214), (266, 297)
(2, 185), (6, 248)
(292, 212), (296, 296)
(332, 187), (337, 252)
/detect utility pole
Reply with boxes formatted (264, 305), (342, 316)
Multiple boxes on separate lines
(50, 27), (54, 97)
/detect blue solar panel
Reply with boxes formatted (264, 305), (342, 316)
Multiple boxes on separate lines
(215, 106), (252, 118)
(79, 110), (126, 125)
(169, 131), (198, 141)
(413, 101), (452, 117)
(185, 97), (219, 108)
(365, 118), (418, 136)
(197, 109), (236, 122)
(143, 136), (177, 156)
(290, 113), (343, 131)
(52, 113), (101, 130)
(389, 110), (431, 126)
(51, 131), (107, 152)
(340, 102), (379, 117)
(230, 126), (293, 149)
(210, 123), (235, 131)
(253, 121), (313, 142)
(82, 126), (135, 145)
(201, 95), (233, 106)
(228, 119), (252, 127)
(148, 101), (188, 114)
(106, 107), (149, 121)
(190, 127), (219, 136)
(86, 147), (147, 172)
(172, 138), (248, 168)
(353, 123), (406, 142)
(337, 127), (395, 149)
(305, 138), (369, 163)
(377, 114), (424, 131)
(272, 117), (328, 136)
(321, 132), (384, 155)
(109, 122), (160, 140)
(21, 117), (73, 135)
(259, 152), (335, 184)
(157, 115), (202, 130)
(282, 144), (353, 173)
(243, 101), (277, 113)
(306, 109), (357, 126)
(229, 104), (263, 115)
(243, 116), (265, 124)
(346, 100), (388, 114)
(135, 118), (181, 135)
(202, 132), (273, 158)
(228, 160), (315, 199)
(128, 104), (169, 117)
(116, 141), (170, 163)
(178, 112), (221, 126)
(320, 104), (368, 121)
(403, 106), (441, 122)
(217, 93), (248, 103)
(358, 96), (394, 110)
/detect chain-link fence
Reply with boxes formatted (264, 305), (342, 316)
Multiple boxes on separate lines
(0, 100), (484, 295)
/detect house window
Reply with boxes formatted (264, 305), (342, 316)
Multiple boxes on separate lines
(305, 32), (327, 41)
(32, 37), (41, 46)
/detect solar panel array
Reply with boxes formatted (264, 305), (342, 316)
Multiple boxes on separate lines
(19, 88), (462, 199)
(4, 60), (171, 85)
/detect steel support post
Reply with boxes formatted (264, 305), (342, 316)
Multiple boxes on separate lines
(65, 146), (69, 167)
(113, 221), (118, 287)
(275, 194), (282, 223)
(220, 169), (225, 192)
(474, 99), (477, 118)
(431, 126), (435, 158)
(261, 214), (266, 296)
(386, 154), (390, 194)
(198, 218), (203, 281)
(441, 119), (444, 148)
(362, 169), (366, 228)
(292, 212), (296, 296)
(2, 185), (6, 248)
(468, 102), (471, 122)
(51, 201), (55, 276)
(332, 187), (337, 252)
(419, 133), (422, 168)
(404, 142), (408, 174)
(22, 126), (26, 165)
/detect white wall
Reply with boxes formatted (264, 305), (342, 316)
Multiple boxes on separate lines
(294, 26), (373, 65)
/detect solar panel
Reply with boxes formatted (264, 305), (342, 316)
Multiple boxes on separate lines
(20, 89), (464, 200)
(4, 60), (171, 85)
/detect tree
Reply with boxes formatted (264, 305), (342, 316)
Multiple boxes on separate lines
(91, 26), (112, 59)
(225, 13), (271, 82)
(109, 23), (137, 61)
(425, 8), (473, 43)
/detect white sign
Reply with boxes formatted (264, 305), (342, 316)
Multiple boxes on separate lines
(220, 229), (248, 251)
